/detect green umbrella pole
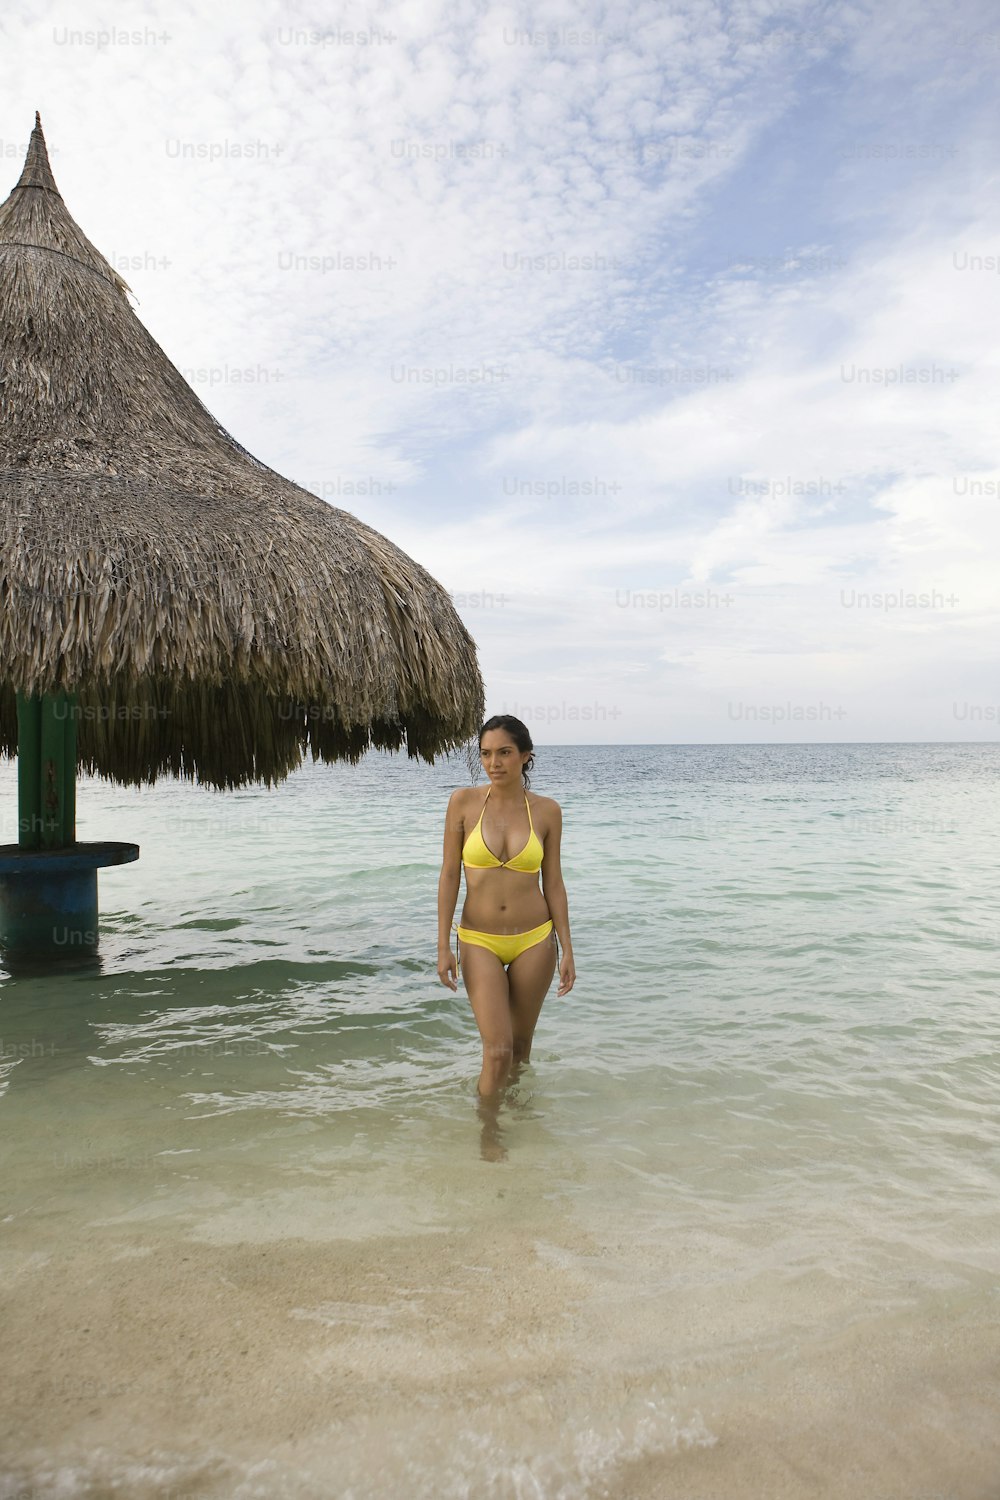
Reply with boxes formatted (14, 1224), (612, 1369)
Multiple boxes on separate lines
(4, 691), (138, 964)
(16, 693), (41, 849)
(17, 690), (76, 849)
(63, 693), (77, 842)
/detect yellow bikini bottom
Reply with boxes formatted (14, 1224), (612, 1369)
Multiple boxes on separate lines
(456, 919), (554, 968)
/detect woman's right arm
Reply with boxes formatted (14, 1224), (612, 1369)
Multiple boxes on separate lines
(437, 790), (465, 990)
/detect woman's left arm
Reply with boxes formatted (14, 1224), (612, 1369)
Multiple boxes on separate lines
(540, 801), (576, 996)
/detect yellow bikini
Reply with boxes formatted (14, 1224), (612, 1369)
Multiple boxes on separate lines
(461, 788), (544, 873)
(457, 917), (554, 967)
(457, 789), (554, 966)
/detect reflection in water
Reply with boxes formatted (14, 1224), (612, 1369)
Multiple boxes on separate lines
(476, 1089), (509, 1162)
(0, 948), (105, 981)
(474, 1062), (538, 1162)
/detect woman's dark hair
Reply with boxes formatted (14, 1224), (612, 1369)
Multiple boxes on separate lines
(478, 715), (535, 788)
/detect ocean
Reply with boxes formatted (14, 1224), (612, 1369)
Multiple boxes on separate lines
(1, 743), (999, 1499)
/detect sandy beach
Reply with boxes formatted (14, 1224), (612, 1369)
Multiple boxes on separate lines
(3, 1217), (1000, 1499)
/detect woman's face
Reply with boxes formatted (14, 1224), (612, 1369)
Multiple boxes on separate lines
(479, 730), (529, 783)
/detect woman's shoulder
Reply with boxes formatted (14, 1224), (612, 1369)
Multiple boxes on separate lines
(528, 791), (561, 815)
(446, 785), (486, 812)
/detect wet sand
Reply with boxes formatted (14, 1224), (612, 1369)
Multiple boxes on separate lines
(3, 1218), (999, 1499)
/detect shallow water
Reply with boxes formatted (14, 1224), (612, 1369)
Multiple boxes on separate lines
(2, 744), (999, 1498)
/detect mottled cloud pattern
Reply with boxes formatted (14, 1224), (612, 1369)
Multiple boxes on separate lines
(3, 0), (998, 741)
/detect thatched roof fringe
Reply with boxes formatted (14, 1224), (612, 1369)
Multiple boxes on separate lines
(0, 116), (484, 786)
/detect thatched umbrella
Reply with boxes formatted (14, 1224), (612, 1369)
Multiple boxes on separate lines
(0, 115), (483, 958)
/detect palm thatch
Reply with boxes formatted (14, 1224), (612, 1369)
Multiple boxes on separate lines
(0, 115), (483, 788)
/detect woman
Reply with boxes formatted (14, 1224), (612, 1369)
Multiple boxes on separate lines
(437, 715), (576, 1098)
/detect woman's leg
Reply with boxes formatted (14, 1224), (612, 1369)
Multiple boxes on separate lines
(460, 940), (515, 1097)
(507, 930), (557, 1065)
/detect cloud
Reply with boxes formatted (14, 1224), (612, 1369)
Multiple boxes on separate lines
(2, 0), (997, 739)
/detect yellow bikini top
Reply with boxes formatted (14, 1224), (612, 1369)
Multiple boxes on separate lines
(462, 788), (544, 873)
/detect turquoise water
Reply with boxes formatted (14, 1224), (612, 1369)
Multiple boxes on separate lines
(2, 744), (1000, 1498)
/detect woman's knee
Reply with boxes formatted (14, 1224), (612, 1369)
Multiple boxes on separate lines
(483, 1038), (514, 1065)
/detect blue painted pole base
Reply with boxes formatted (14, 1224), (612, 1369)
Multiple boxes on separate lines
(0, 843), (140, 961)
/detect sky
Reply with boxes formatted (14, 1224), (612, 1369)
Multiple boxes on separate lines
(3, 0), (999, 744)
